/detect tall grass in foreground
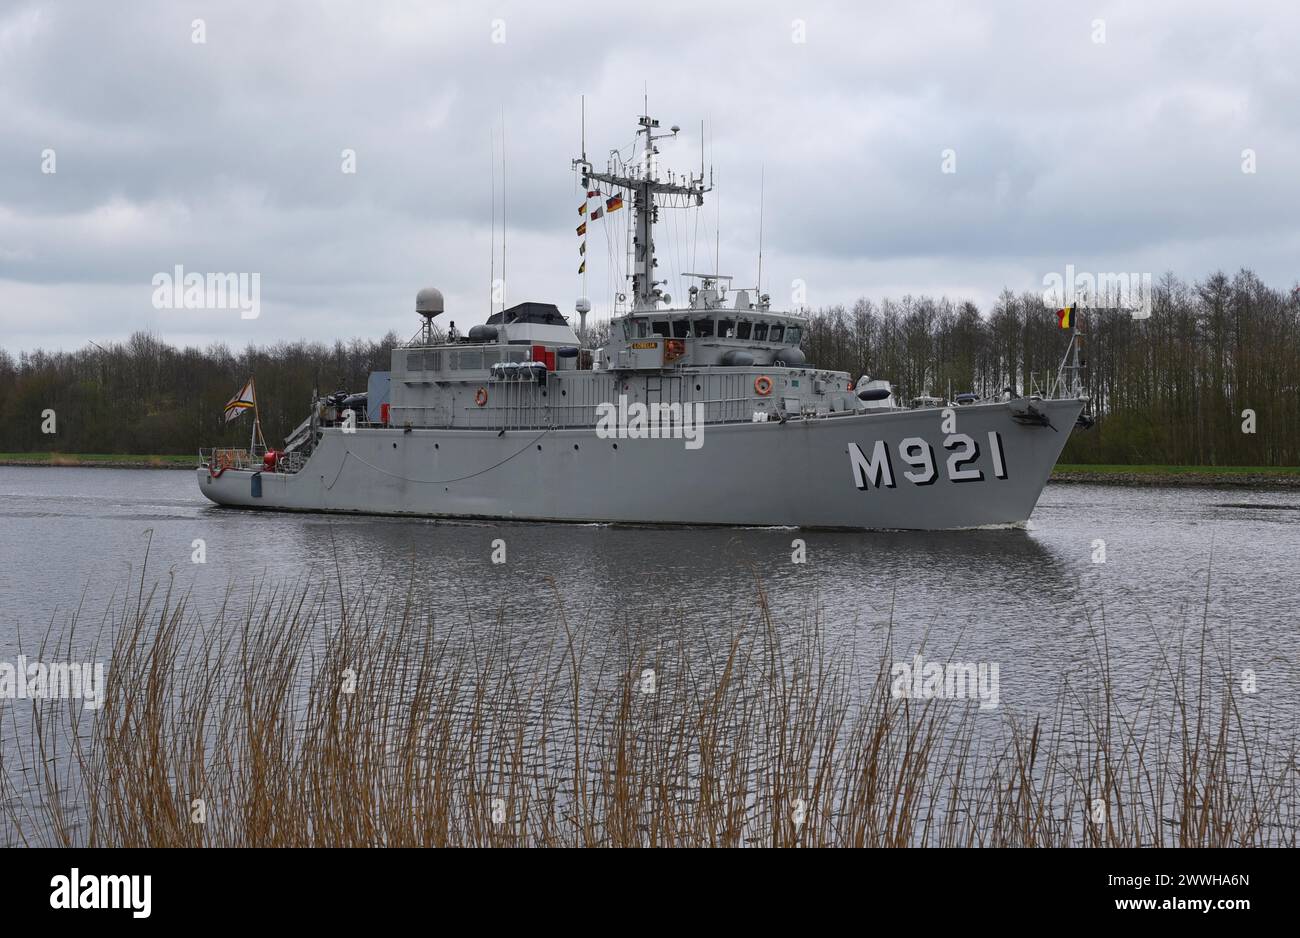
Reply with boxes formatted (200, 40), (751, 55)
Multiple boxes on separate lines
(2, 569), (1296, 847)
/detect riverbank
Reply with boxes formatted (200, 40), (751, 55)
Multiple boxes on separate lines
(1052, 464), (1300, 486)
(0, 452), (193, 469)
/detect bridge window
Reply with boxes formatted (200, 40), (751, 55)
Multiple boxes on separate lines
(622, 319), (651, 340)
(784, 326), (801, 345)
(693, 317), (715, 338)
(651, 319), (670, 337)
(768, 324), (785, 343)
(718, 318), (736, 338)
(752, 323), (769, 341)
(672, 319), (690, 338)
(736, 321), (752, 339)
(458, 349), (483, 370)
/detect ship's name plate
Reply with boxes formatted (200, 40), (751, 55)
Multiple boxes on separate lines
(849, 432), (1008, 489)
(630, 341), (659, 350)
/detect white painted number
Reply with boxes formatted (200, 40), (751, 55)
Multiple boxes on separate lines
(898, 437), (937, 485)
(943, 434), (983, 483)
(851, 430), (1009, 490)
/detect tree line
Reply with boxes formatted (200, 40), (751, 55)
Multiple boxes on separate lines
(0, 269), (1294, 465)
(799, 269), (1298, 465)
(0, 332), (400, 456)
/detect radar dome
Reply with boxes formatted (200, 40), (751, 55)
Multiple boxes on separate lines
(415, 287), (445, 316)
(575, 297), (592, 314)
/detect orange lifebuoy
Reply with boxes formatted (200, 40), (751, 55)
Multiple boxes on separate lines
(754, 375), (773, 396)
(475, 387), (488, 406)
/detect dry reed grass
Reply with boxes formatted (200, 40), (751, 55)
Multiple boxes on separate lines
(2, 561), (1295, 848)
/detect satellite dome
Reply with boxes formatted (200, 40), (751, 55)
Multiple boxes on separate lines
(415, 287), (445, 316)
(575, 297), (592, 314)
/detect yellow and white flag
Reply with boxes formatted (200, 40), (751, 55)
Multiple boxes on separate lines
(224, 377), (256, 422)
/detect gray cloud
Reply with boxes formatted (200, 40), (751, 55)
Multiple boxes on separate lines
(2, 0), (1298, 353)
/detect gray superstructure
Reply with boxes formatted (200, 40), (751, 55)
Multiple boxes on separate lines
(199, 114), (1087, 529)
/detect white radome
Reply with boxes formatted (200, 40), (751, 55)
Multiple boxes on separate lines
(416, 287), (445, 316)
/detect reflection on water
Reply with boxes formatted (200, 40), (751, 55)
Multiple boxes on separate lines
(1, 467), (1298, 719)
(2, 468), (1299, 845)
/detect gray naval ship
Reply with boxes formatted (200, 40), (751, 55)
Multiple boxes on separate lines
(199, 114), (1088, 529)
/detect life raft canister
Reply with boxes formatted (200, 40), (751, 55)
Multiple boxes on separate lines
(754, 375), (773, 396)
(475, 387), (489, 406)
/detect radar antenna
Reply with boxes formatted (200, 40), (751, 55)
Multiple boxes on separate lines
(573, 114), (710, 311)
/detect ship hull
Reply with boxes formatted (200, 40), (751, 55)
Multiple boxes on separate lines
(197, 399), (1083, 530)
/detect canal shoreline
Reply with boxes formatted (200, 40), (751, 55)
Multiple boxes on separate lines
(0, 454), (194, 469)
(1050, 465), (1300, 487)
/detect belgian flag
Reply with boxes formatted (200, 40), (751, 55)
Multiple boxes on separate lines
(606, 194), (623, 213)
(576, 222), (586, 236)
(1057, 306), (1074, 329)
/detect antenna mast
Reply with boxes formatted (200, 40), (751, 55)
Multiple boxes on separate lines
(496, 105), (506, 310)
(757, 164), (765, 294)
(500, 109), (506, 313)
(574, 113), (708, 311)
(489, 126), (495, 317)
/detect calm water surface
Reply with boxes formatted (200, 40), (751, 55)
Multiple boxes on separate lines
(1, 466), (1297, 682)
(2, 466), (1298, 842)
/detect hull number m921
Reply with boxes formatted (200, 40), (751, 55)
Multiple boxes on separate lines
(849, 432), (1007, 490)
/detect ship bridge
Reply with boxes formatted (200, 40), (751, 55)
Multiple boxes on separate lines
(604, 304), (807, 370)
(599, 273), (807, 370)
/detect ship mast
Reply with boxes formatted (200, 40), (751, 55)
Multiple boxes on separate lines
(574, 114), (709, 311)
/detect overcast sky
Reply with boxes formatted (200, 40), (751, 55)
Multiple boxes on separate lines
(2, 0), (1297, 353)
